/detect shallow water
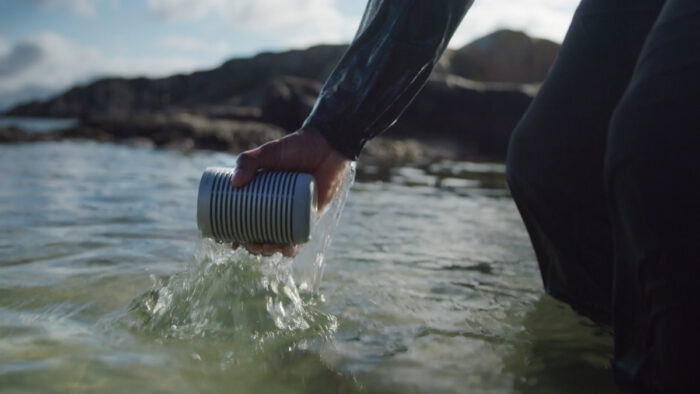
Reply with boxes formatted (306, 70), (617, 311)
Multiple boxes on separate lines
(0, 142), (615, 393)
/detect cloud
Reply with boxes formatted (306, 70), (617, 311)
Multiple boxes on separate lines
(157, 35), (231, 54)
(148, 0), (360, 47)
(1, 1), (580, 111)
(451, 0), (578, 46)
(0, 32), (205, 110)
(147, 0), (577, 49)
(30, 0), (99, 18)
(0, 43), (43, 77)
(0, 36), (9, 56)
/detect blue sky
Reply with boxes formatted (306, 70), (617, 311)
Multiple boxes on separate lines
(0, 0), (578, 111)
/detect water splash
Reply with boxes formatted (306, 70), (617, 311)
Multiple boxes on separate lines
(128, 164), (356, 346)
(292, 163), (357, 293)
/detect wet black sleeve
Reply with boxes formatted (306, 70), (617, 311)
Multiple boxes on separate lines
(302, 0), (473, 160)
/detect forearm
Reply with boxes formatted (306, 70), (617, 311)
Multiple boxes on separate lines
(303, 0), (473, 160)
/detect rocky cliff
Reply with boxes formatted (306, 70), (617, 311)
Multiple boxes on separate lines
(441, 30), (560, 83)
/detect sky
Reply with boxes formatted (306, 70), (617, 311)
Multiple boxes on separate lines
(0, 0), (579, 111)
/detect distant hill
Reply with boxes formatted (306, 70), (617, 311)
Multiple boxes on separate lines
(4, 30), (560, 160)
(441, 30), (560, 83)
(6, 45), (347, 119)
(7, 30), (559, 119)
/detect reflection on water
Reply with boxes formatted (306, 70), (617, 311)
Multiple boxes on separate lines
(0, 142), (615, 393)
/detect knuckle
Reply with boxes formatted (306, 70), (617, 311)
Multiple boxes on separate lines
(260, 142), (282, 168)
(236, 152), (255, 168)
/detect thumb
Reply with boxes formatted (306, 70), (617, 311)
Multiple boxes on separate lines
(231, 143), (281, 187)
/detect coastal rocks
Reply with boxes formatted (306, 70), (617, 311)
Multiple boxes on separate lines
(441, 30), (559, 83)
(0, 114), (287, 153)
(6, 46), (347, 119)
(2, 77), (533, 161)
(0, 127), (50, 143)
(360, 137), (437, 167)
(3, 30), (560, 163)
(6, 30), (554, 120)
(393, 75), (535, 160)
(80, 113), (288, 152)
(245, 76), (321, 131)
(0, 118), (436, 170)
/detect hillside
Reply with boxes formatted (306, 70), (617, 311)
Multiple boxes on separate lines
(4, 30), (560, 161)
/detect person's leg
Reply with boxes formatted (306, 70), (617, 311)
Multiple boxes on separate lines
(606, 1), (700, 391)
(506, 0), (665, 322)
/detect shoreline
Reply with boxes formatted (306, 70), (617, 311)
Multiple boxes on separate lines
(0, 112), (467, 166)
(0, 114), (508, 187)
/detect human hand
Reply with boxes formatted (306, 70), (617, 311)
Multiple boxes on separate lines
(230, 126), (351, 257)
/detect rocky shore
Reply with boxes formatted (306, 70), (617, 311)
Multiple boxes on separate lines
(2, 30), (557, 168)
(0, 112), (437, 169)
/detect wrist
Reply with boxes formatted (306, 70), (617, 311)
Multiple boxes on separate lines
(298, 126), (351, 166)
(301, 116), (361, 161)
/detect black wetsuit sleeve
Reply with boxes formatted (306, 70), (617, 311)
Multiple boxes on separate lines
(302, 0), (473, 160)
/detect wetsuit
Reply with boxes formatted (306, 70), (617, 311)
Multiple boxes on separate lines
(303, 0), (700, 392)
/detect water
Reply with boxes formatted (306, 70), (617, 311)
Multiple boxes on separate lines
(0, 116), (79, 133)
(0, 142), (616, 393)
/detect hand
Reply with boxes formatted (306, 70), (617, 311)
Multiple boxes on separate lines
(230, 126), (351, 257)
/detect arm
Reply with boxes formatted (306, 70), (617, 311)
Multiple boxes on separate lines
(304, 0), (473, 160)
(232, 0), (473, 254)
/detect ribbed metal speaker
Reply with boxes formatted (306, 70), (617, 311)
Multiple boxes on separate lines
(197, 167), (316, 244)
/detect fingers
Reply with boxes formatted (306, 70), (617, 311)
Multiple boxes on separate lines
(242, 243), (300, 257)
(231, 151), (258, 187)
(232, 142), (282, 187)
(262, 244), (279, 256)
(244, 243), (264, 255)
(280, 244), (300, 257)
(225, 129), (345, 256)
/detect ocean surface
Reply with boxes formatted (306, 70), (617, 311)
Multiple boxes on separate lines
(0, 117), (78, 133)
(0, 141), (615, 393)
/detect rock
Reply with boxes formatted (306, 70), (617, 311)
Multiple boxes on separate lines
(242, 76), (321, 131)
(80, 113), (287, 152)
(2, 75), (533, 161)
(441, 30), (559, 83)
(0, 127), (40, 143)
(6, 30), (556, 120)
(6, 45), (348, 119)
(360, 138), (433, 167)
(123, 137), (156, 149)
(3, 30), (560, 162)
(392, 74), (534, 160)
(0, 113), (287, 154)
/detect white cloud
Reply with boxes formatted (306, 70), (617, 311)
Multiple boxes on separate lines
(157, 35), (231, 54)
(0, 32), (205, 110)
(1, 1), (581, 110)
(147, 0), (577, 49)
(451, 0), (578, 47)
(148, 0), (360, 47)
(0, 36), (9, 56)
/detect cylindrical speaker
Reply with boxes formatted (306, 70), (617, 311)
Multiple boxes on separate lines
(197, 167), (316, 244)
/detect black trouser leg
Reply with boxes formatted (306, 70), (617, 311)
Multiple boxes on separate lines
(606, 1), (700, 391)
(506, 0), (664, 322)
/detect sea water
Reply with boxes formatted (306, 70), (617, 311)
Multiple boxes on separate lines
(0, 141), (615, 393)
